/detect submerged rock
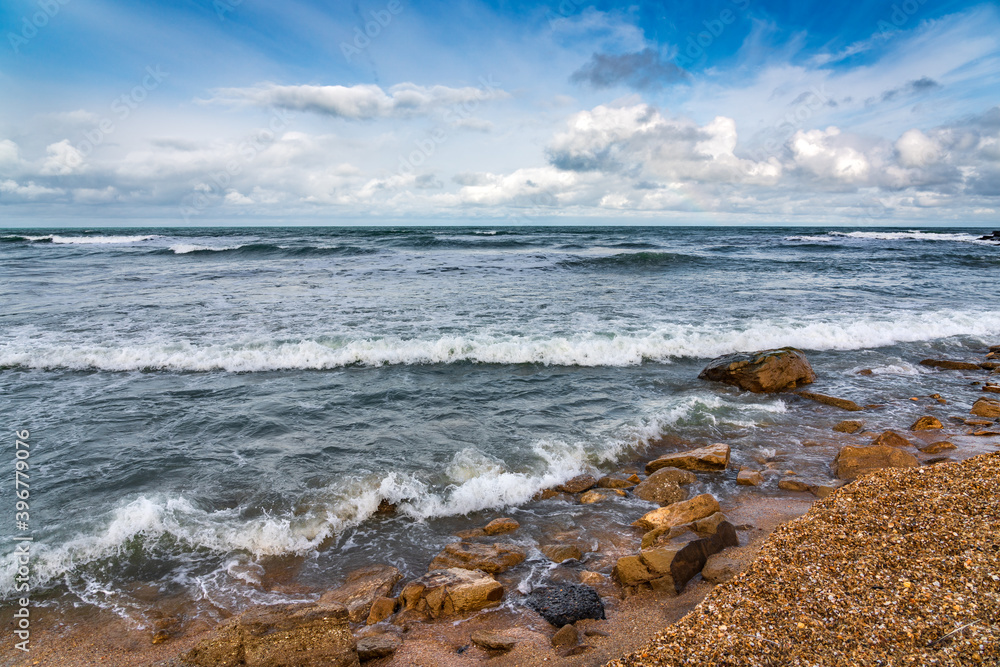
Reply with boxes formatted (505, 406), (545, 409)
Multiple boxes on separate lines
(579, 488), (626, 504)
(833, 420), (864, 434)
(319, 564), (402, 623)
(182, 602), (359, 667)
(834, 444), (919, 481)
(872, 430), (914, 449)
(698, 348), (816, 393)
(920, 359), (983, 371)
(645, 443), (730, 473)
(918, 441), (956, 454)
(524, 583), (605, 627)
(399, 568), (504, 619)
(542, 544), (583, 563)
(797, 391), (864, 411)
(597, 474), (634, 489)
(428, 542), (526, 574)
(910, 416), (943, 431)
(736, 468), (763, 486)
(778, 479), (810, 492)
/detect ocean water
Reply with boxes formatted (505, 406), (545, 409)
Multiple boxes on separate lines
(1, 226), (998, 626)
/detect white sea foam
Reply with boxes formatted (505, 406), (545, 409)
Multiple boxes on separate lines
(3, 309), (998, 372)
(169, 243), (243, 254)
(787, 230), (993, 244)
(49, 235), (158, 244)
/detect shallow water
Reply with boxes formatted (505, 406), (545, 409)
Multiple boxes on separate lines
(0, 225), (997, 627)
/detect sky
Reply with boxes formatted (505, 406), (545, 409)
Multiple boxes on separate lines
(0, 0), (998, 226)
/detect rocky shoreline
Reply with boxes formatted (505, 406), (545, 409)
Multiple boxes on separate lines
(5, 343), (998, 666)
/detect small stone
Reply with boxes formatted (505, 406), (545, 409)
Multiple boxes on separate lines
(736, 468), (763, 486)
(778, 479), (810, 492)
(533, 489), (559, 501)
(632, 469), (690, 506)
(918, 441), (956, 454)
(376, 499), (397, 515)
(579, 571), (605, 586)
(872, 430), (914, 448)
(833, 420), (864, 434)
(556, 474), (598, 494)
(483, 518), (519, 536)
(910, 416), (943, 431)
(809, 484), (838, 499)
(551, 624), (579, 648)
(579, 488), (626, 504)
(470, 631), (517, 652)
(357, 635), (401, 661)
(542, 544), (584, 563)
(857, 369), (874, 375)
(524, 584), (605, 627)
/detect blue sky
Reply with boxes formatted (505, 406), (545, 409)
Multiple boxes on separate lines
(1, 0), (998, 225)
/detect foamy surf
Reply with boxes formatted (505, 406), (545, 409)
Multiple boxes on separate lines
(3, 309), (997, 372)
(786, 230), (994, 244)
(50, 235), (158, 244)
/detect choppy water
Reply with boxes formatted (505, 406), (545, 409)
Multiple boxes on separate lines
(1, 226), (997, 626)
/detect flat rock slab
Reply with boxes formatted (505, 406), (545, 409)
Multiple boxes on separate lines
(699, 348), (816, 393)
(182, 602), (359, 667)
(429, 542), (526, 574)
(646, 443), (730, 473)
(796, 391), (864, 411)
(470, 631), (518, 652)
(834, 444), (919, 481)
(920, 359), (983, 371)
(633, 493), (721, 531)
(525, 584), (606, 627)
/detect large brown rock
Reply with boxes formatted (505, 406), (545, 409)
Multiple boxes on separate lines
(428, 542), (526, 574)
(920, 359), (983, 371)
(971, 397), (1000, 418)
(471, 631), (518, 652)
(645, 443), (730, 473)
(399, 568), (504, 619)
(579, 488), (626, 504)
(698, 348), (816, 393)
(918, 441), (956, 454)
(356, 635), (401, 662)
(483, 518), (519, 536)
(796, 391), (864, 411)
(319, 565), (402, 623)
(182, 602), (359, 667)
(614, 522), (739, 593)
(736, 468), (763, 486)
(834, 445), (919, 481)
(632, 469), (690, 506)
(556, 474), (598, 494)
(871, 430), (914, 449)
(541, 544), (583, 563)
(633, 494), (721, 531)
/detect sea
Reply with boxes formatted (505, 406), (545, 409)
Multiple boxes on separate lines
(1, 226), (998, 627)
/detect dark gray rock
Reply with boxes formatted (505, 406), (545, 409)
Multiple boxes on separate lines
(524, 583), (605, 627)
